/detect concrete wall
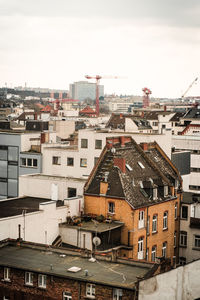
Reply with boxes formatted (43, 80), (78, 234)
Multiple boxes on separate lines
(139, 259), (200, 300)
(59, 226), (92, 250)
(0, 200), (67, 244)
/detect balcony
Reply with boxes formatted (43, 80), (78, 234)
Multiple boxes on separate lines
(190, 217), (200, 229)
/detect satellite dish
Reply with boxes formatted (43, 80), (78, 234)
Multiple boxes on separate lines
(93, 236), (101, 246)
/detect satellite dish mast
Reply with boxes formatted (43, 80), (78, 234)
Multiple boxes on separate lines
(93, 236), (101, 247)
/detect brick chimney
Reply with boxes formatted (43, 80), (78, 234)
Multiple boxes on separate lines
(140, 143), (149, 151)
(114, 157), (126, 173)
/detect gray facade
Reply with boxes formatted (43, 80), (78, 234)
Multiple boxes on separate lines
(69, 81), (104, 101)
(0, 132), (42, 199)
(172, 151), (191, 176)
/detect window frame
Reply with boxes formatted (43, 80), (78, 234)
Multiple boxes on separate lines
(152, 215), (157, 233)
(113, 288), (123, 300)
(138, 210), (145, 229)
(68, 187), (77, 198)
(138, 236), (144, 259)
(52, 156), (61, 165)
(180, 231), (187, 247)
(67, 157), (74, 166)
(63, 291), (72, 300)
(163, 211), (168, 230)
(194, 235), (200, 249)
(95, 139), (102, 150)
(80, 158), (87, 168)
(4, 267), (10, 282)
(20, 157), (38, 168)
(108, 202), (115, 214)
(25, 272), (34, 286)
(162, 242), (167, 258)
(38, 274), (47, 289)
(175, 202), (178, 219)
(81, 138), (88, 149)
(86, 283), (95, 298)
(151, 245), (157, 262)
(181, 205), (188, 220)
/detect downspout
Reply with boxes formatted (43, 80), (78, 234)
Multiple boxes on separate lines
(145, 206), (148, 260)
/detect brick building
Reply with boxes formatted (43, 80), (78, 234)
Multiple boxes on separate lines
(0, 240), (157, 300)
(84, 136), (182, 263)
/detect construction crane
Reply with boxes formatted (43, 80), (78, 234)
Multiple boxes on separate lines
(85, 75), (120, 116)
(142, 87), (152, 108)
(181, 77), (198, 99)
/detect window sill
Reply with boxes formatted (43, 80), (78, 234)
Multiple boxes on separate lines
(152, 231), (157, 235)
(21, 166), (38, 168)
(38, 286), (46, 290)
(84, 296), (95, 299)
(179, 245), (187, 248)
(192, 247), (200, 251)
(2, 279), (11, 283)
(163, 228), (168, 231)
(25, 283), (34, 287)
(52, 164), (61, 166)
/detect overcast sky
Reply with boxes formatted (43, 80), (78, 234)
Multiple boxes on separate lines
(0, 0), (199, 97)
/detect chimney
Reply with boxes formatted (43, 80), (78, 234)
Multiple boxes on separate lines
(34, 112), (37, 120)
(164, 105), (167, 112)
(140, 143), (148, 151)
(120, 136), (125, 147)
(114, 157), (126, 173)
(120, 113), (123, 119)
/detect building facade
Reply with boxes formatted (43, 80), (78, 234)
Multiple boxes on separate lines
(69, 81), (104, 101)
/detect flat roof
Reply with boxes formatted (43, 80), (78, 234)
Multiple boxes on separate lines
(0, 244), (153, 289)
(59, 221), (124, 233)
(20, 174), (86, 182)
(0, 197), (60, 218)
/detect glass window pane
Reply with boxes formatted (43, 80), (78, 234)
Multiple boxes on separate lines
(8, 147), (18, 161)
(8, 179), (18, 197)
(0, 181), (7, 196)
(8, 165), (18, 179)
(0, 149), (7, 160)
(0, 161), (7, 178)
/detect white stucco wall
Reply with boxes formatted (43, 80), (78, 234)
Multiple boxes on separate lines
(139, 260), (200, 300)
(59, 226), (92, 250)
(0, 201), (67, 244)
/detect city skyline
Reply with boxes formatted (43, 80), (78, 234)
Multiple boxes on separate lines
(0, 0), (199, 98)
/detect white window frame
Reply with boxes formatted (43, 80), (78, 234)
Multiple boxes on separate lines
(38, 274), (46, 288)
(52, 156), (61, 165)
(21, 157), (38, 168)
(163, 212), (168, 230)
(153, 188), (157, 200)
(113, 288), (123, 300)
(174, 231), (177, 247)
(95, 139), (102, 149)
(4, 267), (10, 281)
(147, 216), (150, 235)
(108, 202), (115, 214)
(152, 215), (157, 233)
(80, 158), (87, 168)
(180, 231), (187, 247)
(151, 246), (156, 262)
(138, 237), (144, 259)
(162, 242), (167, 258)
(164, 185), (168, 197)
(175, 203), (178, 219)
(81, 138), (88, 149)
(194, 235), (200, 248)
(86, 283), (95, 298)
(63, 291), (72, 300)
(138, 210), (145, 229)
(25, 272), (33, 286)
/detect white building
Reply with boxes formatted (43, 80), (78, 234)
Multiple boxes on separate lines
(69, 81), (104, 101)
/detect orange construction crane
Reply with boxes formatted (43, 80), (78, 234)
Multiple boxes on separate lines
(85, 75), (120, 116)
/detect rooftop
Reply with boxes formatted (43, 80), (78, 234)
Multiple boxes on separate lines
(20, 173), (86, 182)
(0, 242), (154, 289)
(0, 196), (62, 218)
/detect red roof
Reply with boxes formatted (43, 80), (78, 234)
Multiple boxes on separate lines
(80, 106), (96, 114)
(41, 105), (53, 112)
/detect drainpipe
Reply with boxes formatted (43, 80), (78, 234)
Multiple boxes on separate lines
(145, 206), (148, 260)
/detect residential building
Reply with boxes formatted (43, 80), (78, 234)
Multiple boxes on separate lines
(69, 81), (104, 101)
(0, 239), (157, 300)
(84, 136), (182, 263)
(179, 192), (200, 264)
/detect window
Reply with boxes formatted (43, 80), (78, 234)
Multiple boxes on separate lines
(80, 158), (87, 167)
(113, 288), (123, 300)
(194, 235), (200, 248)
(163, 212), (168, 230)
(162, 242), (167, 258)
(67, 157), (74, 166)
(4, 268), (10, 281)
(52, 156), (61, 165)
(95, 139), (102, 149)
(152, 215), (157, 233)
(138, 210), (145, 229)
(25, 272), (33, 286)
(68, 187), (77, 198)
(181, 206), (188, 219)
(174, 231), (177, 247)
(138, 237), (144, 259)
(20, 158), (38, 167)
(38, 274), (46, 288)
(3, 297), (9, 300)
(151, 246), (157, 262)
(180, 231), (187, 247)
(138, 161), (145, 169)
(175, 203), (178, 219)
(164, 185), (168, 197)
(153, 188), (157, 200)
(108, 202), (115, 214)
(94, 157), (99, 166)
(147, 216), (150, 235)
(81, 139), (88, 148)
(86, 283), (95, 298)
(63, 292), (72, 300)
(146, 248), (149, 261)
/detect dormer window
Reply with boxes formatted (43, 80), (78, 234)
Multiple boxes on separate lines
(164, 186), (168, 197)
(153, 188), (157, 200)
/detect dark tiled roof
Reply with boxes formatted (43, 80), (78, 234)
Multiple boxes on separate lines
(85, 138), (180, 209)
(106, 114), (152, 130)
(0, 197), (61, 218)
(183, 108), (200, 119)
(169, 112), (185, 122)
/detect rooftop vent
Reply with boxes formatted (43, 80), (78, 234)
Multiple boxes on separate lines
(126, 164), (133, 171)
(138, 161), (145, 169)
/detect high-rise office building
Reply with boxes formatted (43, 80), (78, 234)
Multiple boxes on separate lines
(69, 81), (104, 101)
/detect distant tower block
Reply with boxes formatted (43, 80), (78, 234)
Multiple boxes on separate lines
(50, 92), (54, 99)
(59, 92), (63, 99)
(142, 87), (152, 108)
